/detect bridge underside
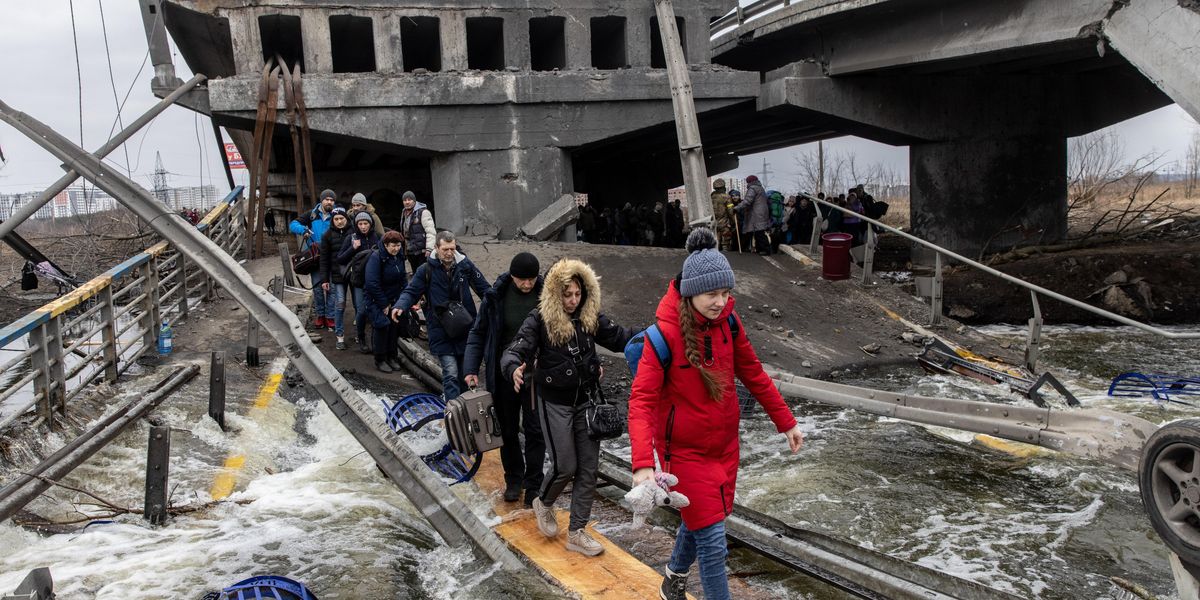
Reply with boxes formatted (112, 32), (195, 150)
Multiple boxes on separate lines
(710, 0), (1196, 259)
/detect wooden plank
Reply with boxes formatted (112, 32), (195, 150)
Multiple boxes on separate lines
(475, 452), (692, 600)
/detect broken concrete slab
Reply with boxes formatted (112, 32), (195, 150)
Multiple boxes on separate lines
(520, 194), (578, 241)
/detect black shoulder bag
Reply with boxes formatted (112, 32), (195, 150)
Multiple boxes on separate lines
(584, 385), (625, 441)
(427, 266), (475, 339)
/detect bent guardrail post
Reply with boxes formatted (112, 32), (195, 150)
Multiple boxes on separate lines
(1025, 291), (1042, 372)
(767, 368), (1156, 471)
(0, 98), (523, 569)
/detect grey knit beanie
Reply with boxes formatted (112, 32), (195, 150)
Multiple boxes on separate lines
(351, 192), (367, 205)
(354, 211), (372, 224)
(680, 228), (735, 297)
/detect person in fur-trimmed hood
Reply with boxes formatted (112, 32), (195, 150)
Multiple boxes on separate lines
(501, 258), (636, 557)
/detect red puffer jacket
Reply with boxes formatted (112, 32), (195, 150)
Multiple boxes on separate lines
(628, 280), (797, 531)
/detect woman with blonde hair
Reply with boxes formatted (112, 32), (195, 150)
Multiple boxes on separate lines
(501, 258), (635, 557)
(628, 228), (804, 600)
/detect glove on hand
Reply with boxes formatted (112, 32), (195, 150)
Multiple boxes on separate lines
(624, 471), (690, 528)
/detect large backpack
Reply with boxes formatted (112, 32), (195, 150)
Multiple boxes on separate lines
(624, 314), (741, 379)
(347, 248), (374, 288)
(767, 190), (785, 226)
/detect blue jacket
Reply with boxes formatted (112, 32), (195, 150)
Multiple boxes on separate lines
(463, 272), (544, 392)
(364, 249), (408, 328)
(394, 254), (490, 355)
(289, 205), (333, 250)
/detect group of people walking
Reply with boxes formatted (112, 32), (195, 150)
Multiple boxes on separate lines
(290, 188), (805, 600)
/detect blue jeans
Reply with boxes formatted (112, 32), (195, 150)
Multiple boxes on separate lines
(330, 283), (347, 336)
(438, 354), (465, 400)
(669, 520), (729, 600)
(352, 287), (367, 340)
(310, 271), (329, 318)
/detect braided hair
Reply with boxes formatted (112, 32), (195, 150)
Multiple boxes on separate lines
(677, 297), (727, 401)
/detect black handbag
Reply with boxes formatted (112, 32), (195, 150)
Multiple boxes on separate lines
(292, 244), (320, 275)
(583, 386), (625, 441)
(430, 272), (474, 338)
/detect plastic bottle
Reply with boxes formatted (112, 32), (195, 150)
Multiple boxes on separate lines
(157, 318), (173, 355)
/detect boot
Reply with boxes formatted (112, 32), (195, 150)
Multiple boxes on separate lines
(659, 566), (688, 600)
(375, 359), (393, 374)
(503, 481), (521, 502)
(531, 497), (558, 538)
(566, 529), (604, 557)
(386, 356), (403, 371)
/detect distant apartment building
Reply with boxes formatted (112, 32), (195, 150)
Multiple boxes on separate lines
(0, 184), (217, 220)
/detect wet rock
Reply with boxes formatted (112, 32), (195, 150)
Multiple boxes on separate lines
(786, 329), (795, 338)
(770, 350), (778, 356)
(1103, 270), (1128, 285)
(802, 360), (813, 368)
(948, 305), (976, 319)
(955, 325), (967, 334)
(900, 332), (928, 345)
(860, 343), (881, 355)
(776, 326), (785, 332)
(770, 308), (782, 319)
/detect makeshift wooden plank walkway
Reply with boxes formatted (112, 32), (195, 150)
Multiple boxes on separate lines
(473, 452), (693, 599)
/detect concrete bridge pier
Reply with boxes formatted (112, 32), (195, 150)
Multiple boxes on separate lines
(909, 135), (1067, 264)
(431, 147), (573, 238)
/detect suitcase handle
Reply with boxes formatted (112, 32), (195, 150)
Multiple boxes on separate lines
(487, 405), (502, 437)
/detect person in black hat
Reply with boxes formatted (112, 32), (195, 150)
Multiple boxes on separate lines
(464, 252), (546, 505)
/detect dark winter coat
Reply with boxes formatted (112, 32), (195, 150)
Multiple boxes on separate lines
(627, 279), (797, 531)
(364, 249), (408, 328)
(463, 272), (545, 392)
(336, 228), (381, 284)
(319, 223), (352, 285)
(393, 254), (490, 356)
(790, 201), (816, 243)
(500, 259), (635, 406)
(737, 182), (771, 233)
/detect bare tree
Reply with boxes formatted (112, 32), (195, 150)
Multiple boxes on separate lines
(1185, 128), (1200, 198)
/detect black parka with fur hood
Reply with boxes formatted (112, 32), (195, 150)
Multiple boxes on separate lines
(501, 258), (634, 405)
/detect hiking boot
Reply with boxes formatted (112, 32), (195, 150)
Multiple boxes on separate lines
(532, 497), (558, 538)
(566, 529), (604, 557)
(659, 566), (688, 600)
(504, 482), (521, 502)
(375, 360), (394, 374)
(335, 336), (346, 350)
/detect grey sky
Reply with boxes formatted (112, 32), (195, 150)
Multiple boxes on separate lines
(1, 2), (1197, 197)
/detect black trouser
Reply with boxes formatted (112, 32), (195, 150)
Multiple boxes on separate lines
(539, 395), (600, 532)
(495, 379), (545, 492)
(753, 230), (771, 255)
(406, 253), (425, 275)
(373, 321), (398, 362)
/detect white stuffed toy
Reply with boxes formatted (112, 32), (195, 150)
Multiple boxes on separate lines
(624, 471), (690, 528)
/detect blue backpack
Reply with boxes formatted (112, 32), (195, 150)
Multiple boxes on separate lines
(624, 314), (741, 378)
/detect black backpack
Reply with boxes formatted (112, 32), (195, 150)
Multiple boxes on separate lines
(347, 248), (374, 288)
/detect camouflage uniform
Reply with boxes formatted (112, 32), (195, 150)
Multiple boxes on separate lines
(710, 179), (733, 251)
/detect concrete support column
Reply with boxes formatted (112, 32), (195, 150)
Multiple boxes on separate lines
(627, 17), (651, 67)
(431, 147), (574, 238)
(565, 15), (590, 69)
(441, 12), (468, 71)
(229, 13), (264, 75)
(375, 13), (403, 74)
(909, 136), (1067, 264)
(504, 14), (530, 70)
(301, 11), (333, 73)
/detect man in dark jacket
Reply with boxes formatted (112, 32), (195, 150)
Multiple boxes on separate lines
(464, 252), (545, 504)
(391, 231), (490, 399)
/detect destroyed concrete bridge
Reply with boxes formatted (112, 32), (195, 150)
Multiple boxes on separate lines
(145, 0), (1200, 256)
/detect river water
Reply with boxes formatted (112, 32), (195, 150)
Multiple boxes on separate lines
(0, 326), (1196, 598)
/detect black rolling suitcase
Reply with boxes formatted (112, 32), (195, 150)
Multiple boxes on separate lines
(444, 389), (503, 454)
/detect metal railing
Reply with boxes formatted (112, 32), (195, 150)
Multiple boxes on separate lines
(0, 187), (245, 431)
(710, 0), (800, 38)
(794, 192), (1199, 370)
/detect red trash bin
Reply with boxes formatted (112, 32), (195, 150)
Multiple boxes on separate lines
(821, 233), (853, 281)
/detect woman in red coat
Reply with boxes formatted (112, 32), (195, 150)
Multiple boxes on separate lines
(628, 228), (804, 600)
